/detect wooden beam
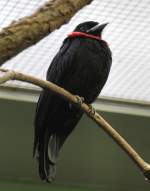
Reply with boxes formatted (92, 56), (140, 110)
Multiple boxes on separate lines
(0, 0), (93, 65)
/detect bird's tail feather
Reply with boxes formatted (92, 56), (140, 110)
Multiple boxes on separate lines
(35, 128), (67, 182)
(38, 128), (49, 182)
(47, 134), (68, 181)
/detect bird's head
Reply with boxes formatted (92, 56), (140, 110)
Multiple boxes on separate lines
(73, 21), (108, 37)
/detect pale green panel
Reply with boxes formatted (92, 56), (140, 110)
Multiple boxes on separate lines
(0, 99), (150, 191)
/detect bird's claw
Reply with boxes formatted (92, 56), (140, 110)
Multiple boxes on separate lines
(88, 104), (96, 116)
(75, 95), (84, 106)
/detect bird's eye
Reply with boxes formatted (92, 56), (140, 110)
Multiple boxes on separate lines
(79, 26), (85, 32)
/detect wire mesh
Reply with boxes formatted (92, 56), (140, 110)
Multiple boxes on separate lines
(0, 0), (150, 102)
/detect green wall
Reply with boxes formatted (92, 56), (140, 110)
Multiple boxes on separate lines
(0, 98), (150, 190)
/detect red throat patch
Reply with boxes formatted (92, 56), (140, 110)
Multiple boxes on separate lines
(68, 31), (101, 41)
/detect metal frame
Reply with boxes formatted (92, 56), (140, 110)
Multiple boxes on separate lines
(1, 86), (150, 117)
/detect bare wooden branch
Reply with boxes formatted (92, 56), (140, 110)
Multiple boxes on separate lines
(0, 0), (93, 66)
(0, 68), (150, 181)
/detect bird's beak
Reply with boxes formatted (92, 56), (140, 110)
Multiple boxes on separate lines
(86, 23), (108, 34)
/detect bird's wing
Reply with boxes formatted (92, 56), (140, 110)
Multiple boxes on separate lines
(33, 39), (84, 181)
(34, 38), (77, 140)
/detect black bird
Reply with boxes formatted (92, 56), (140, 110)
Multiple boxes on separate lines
(33, 21), (112, 182)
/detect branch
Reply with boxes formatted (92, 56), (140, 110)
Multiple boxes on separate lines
(0, 68), (150, 181)
(0, 0), (93, 66)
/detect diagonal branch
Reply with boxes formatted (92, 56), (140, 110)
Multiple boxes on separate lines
(0, 68), (150, 181)
(0, 0), (93, 66)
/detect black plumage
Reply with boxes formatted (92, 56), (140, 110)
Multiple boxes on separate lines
(33, 21), (112, 182)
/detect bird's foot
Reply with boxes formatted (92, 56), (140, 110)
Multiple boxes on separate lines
(75, 95), (84, 106)
(88, 104), (96, 116)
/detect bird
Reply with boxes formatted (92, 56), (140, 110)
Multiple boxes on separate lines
(33, 21), (112, 182)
